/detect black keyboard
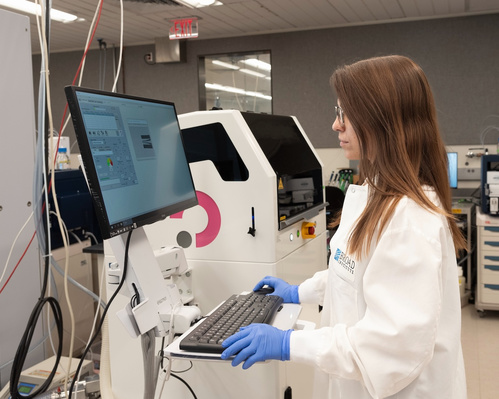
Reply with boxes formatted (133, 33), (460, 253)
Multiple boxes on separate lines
(179, 292), (283, 354)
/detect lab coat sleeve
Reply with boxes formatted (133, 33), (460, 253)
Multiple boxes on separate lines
(298, 269), (328, 305)
(290, 222), (446, 398)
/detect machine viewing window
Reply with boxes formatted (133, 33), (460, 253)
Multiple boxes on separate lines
(65, 86), (198, 239)
(181, 122), (249, 182)
(198, 51), (272, 113)
(241, 112), (323, 228)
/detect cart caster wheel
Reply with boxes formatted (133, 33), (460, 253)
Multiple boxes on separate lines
(477, 310), (486, 318)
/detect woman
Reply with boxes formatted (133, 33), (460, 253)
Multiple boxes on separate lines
(221, 55), (467, 398)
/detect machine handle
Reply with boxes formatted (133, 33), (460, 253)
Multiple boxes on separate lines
(279, 202), (327, 230)
(484, 255), (499, 262)
(485, 226), (499, 233)
(484, 241), (499, 247)
(484, 265), (499, 272)
(484, 284), (499, 291)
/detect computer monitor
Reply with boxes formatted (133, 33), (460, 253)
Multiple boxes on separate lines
(65, 86), (198, 239)
(447, 152), (458, 189)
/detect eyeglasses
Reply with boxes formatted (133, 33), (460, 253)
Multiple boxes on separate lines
(334, 105), (345, 126)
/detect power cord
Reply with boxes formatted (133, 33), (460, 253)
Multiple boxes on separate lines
(9, 297), (63, 399)
(170, 374), (198, 399)
(158, 337), (197, 399)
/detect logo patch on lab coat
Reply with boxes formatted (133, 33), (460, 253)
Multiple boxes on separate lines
(333, 248), (356, 282)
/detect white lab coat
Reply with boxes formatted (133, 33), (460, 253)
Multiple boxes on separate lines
(290, 184), (466, 399)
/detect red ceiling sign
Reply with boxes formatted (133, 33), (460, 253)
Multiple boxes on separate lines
(169, 18), (198, 39)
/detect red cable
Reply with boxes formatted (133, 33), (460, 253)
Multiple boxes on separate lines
(55, 0), (105, 165)
(0, 232), (37, 295)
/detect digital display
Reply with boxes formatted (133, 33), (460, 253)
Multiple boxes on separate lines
(447, 152), (458, 189)
(65, 86), (198, 238)
(17, 382), (36, 395)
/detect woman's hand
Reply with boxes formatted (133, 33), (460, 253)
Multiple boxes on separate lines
(221, 324), (292, 369)
(253, 276), (299, 303)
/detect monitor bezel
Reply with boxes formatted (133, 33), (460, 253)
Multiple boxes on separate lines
(65, 85), (198, 239)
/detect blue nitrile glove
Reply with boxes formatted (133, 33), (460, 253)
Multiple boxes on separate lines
(254, 276), (299, 304)
(221, 324), (292, 369)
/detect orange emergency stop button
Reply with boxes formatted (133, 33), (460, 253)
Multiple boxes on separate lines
(301, 222), (316, 239)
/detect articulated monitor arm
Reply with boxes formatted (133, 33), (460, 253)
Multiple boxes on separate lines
(108, 227), (200, 339)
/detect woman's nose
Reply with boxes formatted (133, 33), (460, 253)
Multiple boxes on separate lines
(332, 117), (344, 132)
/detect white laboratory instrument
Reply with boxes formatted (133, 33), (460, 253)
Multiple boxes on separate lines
(143, 110), (328, 398)
(480, 155), (499, 215)
(475, 209), (499, 313)
(0, 9), (42, 390)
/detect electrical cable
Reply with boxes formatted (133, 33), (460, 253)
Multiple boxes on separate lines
(130, 282), (140, 308)
(84, 231), (99, 245)
(173, 362), (194, 373)
(0, 213), (34, 287)
(9, 297), (63, 399)
(0, 232), (36, 295)
(40, 0), (76, 392)
(84, 258), (108, 361)
(56, 0), (104, 141)
(42, 13), (76, 396)
(49, 243), (106, 308)
(98, 38), (107, 90)
(111, 0), (124, 93)
(170, 374), (198, 399)
(157, 297), (190, 397)
(0, 255), (59, 373)
(67, 229), (134, 399)
(0, 314), (56, 373)
(68, 229), (82, 244)
(479, 124), (499, 146)
(33, 0), (51, 299)
(159, 337), (166, 369)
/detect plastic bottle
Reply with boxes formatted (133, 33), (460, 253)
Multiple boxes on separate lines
(56, 147), (70, 170)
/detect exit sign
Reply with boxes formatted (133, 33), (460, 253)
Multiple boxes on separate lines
(170, 18), (198, 39)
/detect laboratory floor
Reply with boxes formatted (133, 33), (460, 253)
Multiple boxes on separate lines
(461, 304), (499, 399)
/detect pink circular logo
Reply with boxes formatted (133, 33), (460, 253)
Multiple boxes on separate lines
(170, 191), (221, 248)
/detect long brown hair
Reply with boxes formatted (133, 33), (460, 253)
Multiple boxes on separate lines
(330, 55), (466, 258)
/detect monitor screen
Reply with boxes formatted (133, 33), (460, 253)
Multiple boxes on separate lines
(65, 86), (198, 239)
(447, 152), (458, 189)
